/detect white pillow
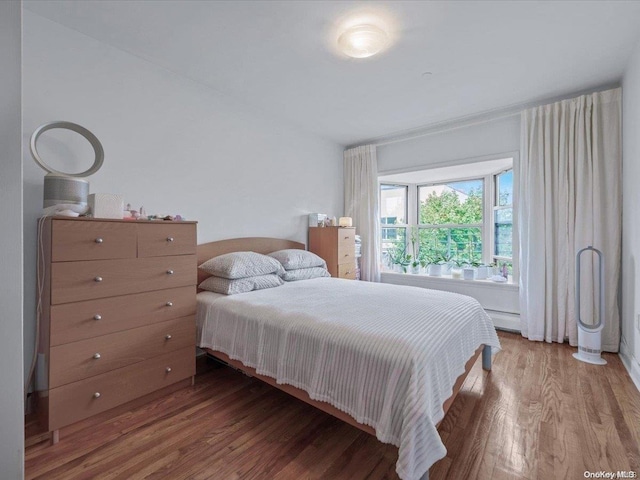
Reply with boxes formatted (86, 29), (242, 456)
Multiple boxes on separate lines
(199, 251), (284, 279)
(198, 274), (284, 295)
(281, 267), (331, 282)
(268, 249), (327, 271)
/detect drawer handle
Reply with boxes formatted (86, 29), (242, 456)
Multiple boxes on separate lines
(344, 236), (350, 240)
(167, 237), (174, 242)
(165, 367), (172, 373)
(93, 314), (102, 321)
(345, 271), (351, 275)
(165, 334), (172, 340)
(93, 353), (101, 359)
(165, 301), (173, 307)
(344, 254), (350, 257)
(95, 237), (103, 244)
(166, 269), (174, 275)
(94, 276), (103, 282)
(93, 392), (101, 399)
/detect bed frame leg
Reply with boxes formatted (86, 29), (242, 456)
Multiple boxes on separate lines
(482, 344), (492, 371)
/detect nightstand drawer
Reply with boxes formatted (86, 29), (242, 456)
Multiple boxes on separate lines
(338, 263), (357, 280)
(337, 243), (356, 265)
(50, 286), (196, 346)
(337, 228), (355, 245)
(49, 317), (195, 388)
(52, 220), (137, 262)
(48, 346), (195, 430)
(51, 255), (197, 304)
(137, 223), (196, 258)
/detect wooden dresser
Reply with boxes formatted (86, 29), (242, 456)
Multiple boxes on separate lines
(37, 217), (197, 443)
(308, 226), (356, 280)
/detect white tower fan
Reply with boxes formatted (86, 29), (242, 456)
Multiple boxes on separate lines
(573, 246), (607, 365)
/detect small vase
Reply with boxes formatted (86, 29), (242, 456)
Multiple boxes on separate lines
(411, 265), (420, 274)
(451, 267), (462, 279)
(463, 267), (476, 280)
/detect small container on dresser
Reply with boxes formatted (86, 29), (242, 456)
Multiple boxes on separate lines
(37, 217), (198, 444)
(308, 226), (357, 280)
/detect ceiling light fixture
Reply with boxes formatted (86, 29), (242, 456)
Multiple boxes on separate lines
(337, 24), (389, 59)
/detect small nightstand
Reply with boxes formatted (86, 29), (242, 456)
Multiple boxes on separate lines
(308, 226), (356, 279)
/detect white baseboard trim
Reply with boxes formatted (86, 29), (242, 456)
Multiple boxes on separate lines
(620, 337), (640, 393)
(486, 309), (520, 332)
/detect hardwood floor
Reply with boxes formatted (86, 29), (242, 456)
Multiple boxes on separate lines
(25, 331), (640, 480)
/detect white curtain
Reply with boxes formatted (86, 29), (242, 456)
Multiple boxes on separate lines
(344, 145), (381, 282)
(519, 88), (621, 352)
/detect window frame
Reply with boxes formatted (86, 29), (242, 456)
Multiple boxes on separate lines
(378, 152), (519, 281)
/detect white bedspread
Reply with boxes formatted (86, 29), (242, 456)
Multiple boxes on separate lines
(196, 278), (500, 480)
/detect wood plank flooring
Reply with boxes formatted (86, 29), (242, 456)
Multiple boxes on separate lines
(25, 331), (640, 480)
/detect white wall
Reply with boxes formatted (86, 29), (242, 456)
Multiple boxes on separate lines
(376, 115), (521, 324)
(0, 1), (25, 478)
(621, 37), (640, 389)
(22, 12), (343, 380)
(377, 115), (521, 174)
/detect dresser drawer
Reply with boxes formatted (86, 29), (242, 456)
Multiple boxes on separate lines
(52, 220), (137, 262)
(48, 346), (194, 430)
(51, 255), (197, 304)
(338, 263), (357, 280)
(137, 223), (196, 258)
(50, 286), (196, 346)
(49, 316), (195, 388)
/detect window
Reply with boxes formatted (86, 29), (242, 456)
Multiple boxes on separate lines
(380, 184), (408, 267)
(493, 169), (514, 272)
(379, 156), (516, 277)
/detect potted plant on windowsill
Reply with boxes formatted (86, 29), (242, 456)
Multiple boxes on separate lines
(410, 259), (420, 274)
(387, 242), (408, 273)
(402, 254), (413, 273)
(419, 259), (428, 274)
(428, 253), (447, 276)
(391, 253), (412, 273)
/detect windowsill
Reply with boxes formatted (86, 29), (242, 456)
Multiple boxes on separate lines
(380, 271), (519, 291)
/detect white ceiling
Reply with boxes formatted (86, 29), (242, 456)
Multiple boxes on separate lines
(24, 0), (640, 146)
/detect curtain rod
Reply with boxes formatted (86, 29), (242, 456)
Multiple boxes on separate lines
(348, 82), (620, 150)
(373, 110), (520, 147)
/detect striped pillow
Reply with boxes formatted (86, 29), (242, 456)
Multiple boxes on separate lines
(199, 251), (284, 279)
(268, 249), (327, 270)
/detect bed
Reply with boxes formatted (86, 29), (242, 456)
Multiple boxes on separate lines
(196, 237), (501, 480)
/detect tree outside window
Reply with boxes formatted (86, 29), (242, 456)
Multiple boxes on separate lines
(418, 180), (483, 266)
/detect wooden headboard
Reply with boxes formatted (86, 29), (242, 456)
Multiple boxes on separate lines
(197, 237), (305, 285)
